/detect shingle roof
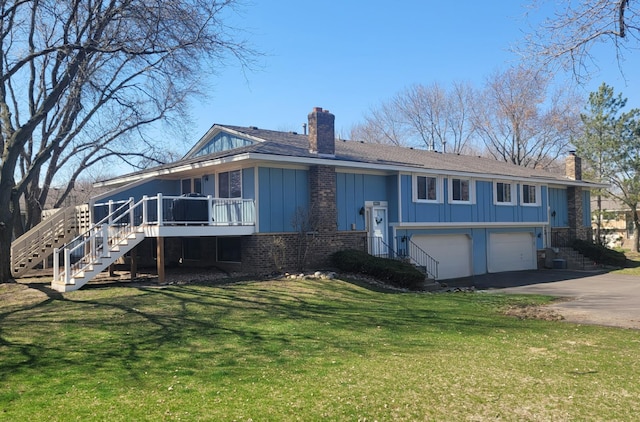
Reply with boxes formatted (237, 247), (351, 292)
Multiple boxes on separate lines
(98, 124), (600, 187)
(221, 126), (586, 184)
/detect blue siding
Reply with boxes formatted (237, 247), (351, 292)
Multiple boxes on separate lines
(258, 167), (309, 233)
(336, 173), (388, 231)
(242, 168), (255, 199)
(401, 176), (547, 224)
(97, 179), (181, 203)
(549, 188), (569, 227)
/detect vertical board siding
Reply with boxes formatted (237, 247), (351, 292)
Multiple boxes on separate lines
(242, 168), (255, 200)
(336, 173), (388, 231)
(258, 167), (309, 233)
(401, 176), (547, 224)
(99, 179), (181, 203)
(548, 188), (569, 227)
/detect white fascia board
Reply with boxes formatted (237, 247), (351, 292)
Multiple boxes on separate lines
(94, 153), (254, 187)
(97, 149), (607, 190)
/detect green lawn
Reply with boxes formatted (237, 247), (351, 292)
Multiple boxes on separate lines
(1, 278), (639, 421)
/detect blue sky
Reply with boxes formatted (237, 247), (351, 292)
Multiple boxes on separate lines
(187, 1), (640, 143)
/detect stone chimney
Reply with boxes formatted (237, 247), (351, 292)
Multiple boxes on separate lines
(308, 107), (335, 156)
(566, 150), (582, 181)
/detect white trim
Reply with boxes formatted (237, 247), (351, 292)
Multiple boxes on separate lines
(96, 150), (608, 189)
(493, 181), (516, 206)
(397, 173), (403, 223)
(254, 165), (260, 232)
(392, 221), (547, 229)
(520, 183), (541, 207)
(413, 174), (442, 203)
(448, 177), (475, 204)
(365, 200), (388, 207)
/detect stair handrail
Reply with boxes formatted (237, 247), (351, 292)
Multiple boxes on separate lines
(10, 205), (78, 274)
(53, 197), (143, 284)
(400, 237), (439, 280)
(367, 236), (398, 259)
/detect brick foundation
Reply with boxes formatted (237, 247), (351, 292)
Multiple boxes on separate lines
(242, 232), (366, 274)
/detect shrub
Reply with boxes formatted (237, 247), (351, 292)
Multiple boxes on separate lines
(571, 239), (627, 267)
(331, 249), (425, 290)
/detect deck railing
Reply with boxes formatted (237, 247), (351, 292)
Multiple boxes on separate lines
(92, 194), (256, 227)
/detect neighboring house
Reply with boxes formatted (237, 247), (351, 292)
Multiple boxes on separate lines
(591, 198), (634, 248)
(11, 107), (601, 292)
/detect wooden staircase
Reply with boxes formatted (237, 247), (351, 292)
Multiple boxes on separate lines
(10, 205), (89, 277)
(51, 198), (147, 292)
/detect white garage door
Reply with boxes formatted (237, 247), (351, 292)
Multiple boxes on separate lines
(412, 234), (472, 280)
(488, 232), (536, 273)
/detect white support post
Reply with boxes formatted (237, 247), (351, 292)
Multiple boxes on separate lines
(142, 195), (148, 225)
(128, 197), (135, 231)
(102, 224), (110, 258)
(207, 195), (213, 225)
(157, 193), (164, 226)
(64, 248), (71, 284)
(108, 200), (114, 225)
(53, 248), (59, 281)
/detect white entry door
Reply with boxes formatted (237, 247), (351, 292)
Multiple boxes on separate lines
(369, 206), (388, 257)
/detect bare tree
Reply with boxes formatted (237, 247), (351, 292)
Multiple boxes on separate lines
(472, 66), (582, 168)
(521, 0), (640, 82)
(350, 82), (476, 153)
(0, 0), (256, 282)
(350, 101), (409, 146)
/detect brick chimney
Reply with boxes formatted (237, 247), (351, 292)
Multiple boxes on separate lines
(566, 150), (582, 181)
(308, 107), (335, 156)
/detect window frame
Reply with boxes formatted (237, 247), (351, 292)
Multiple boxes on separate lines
(413, 174), (441, 203)
(217, 169), (242, 199)
(494, 181), (516, 206)
(181, 178), (203, 194)
(520, 184), (541, 206)
(448, 177), (475, 204)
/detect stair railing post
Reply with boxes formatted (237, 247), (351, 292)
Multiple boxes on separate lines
(64, 248), (71, 284)
(53, 248), (59, 281)
(128, 197), (135, 232)
(108, 200), (114, 225)
(102, 224), (110, 258)
(157, 193), (163, 227)
(142, 195), (148, 225)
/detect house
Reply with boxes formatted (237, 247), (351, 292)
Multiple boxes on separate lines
(591, 198), (634, 248)
(10, 107), (600, 292)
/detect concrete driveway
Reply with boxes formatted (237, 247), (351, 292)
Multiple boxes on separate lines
(468, 270), (640, 330)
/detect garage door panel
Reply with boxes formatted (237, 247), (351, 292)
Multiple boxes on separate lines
(413, 234), (472, 280)
(488, 232), (536, 273)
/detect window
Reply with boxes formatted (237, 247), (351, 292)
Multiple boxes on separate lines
(521, 184), (539, 206)
(450, 178), (471, 202)
(495, 182), (514, 205)
(181, 178), (203, 194)
(415, 175), (438, 202)
(181, 179), (191, 194)
(218, 170), (242, 198)
(193, 131), (254, 157)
